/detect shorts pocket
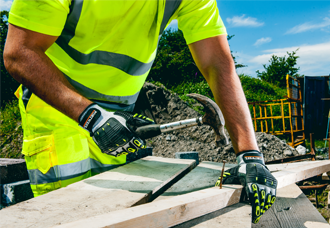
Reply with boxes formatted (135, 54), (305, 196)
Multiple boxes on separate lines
(23, 134), (55, 176)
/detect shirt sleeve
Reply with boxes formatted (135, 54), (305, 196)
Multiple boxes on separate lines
(8, 0), (70, 36)
(176, 0), (227, 44)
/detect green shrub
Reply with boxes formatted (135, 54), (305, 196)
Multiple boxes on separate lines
(1, 11), (20, 107)
(0, 100), (23, 158)
(239, 74), (286, 102)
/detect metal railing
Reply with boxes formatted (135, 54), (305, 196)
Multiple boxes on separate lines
(248, 75), (305, 147)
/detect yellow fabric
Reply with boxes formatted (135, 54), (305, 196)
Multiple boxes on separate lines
(29, 172), (91, 197)
(9, 0), (70, 36)
(9, 0), (227, 99)
(176, 0), (227, 44)
(9, 0), (227, 196)
(17, 87), (125, 197)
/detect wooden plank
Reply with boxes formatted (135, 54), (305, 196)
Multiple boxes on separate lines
(174, 184), (330, 228)
(155, 161), (236, 201)
(173, 203), (251, 228)
(0, 156), (195, 228)
(55, 160), (330, 228)
(155, 161), (309, 201)
(57, 184), (243, 228)
(253, 184), (330, 228)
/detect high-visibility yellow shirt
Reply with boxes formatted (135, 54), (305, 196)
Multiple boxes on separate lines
(9, 0), (227, 110)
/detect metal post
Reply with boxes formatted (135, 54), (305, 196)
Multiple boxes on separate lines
(259, 106), (263, 132)
(253, 104), (257, 131)
(310, 133), (316, 161)
(315, 189), (319, 208)
(289, 101), (294, 147)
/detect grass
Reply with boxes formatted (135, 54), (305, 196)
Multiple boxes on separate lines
(0, 100), (23, 158)
(305, 139), (329, 155)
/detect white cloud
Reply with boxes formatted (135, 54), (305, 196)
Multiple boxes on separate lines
(226, 15), (264, 27)
(254, 37), (272, 47)
(0, 0), (12, 11)
(286, 17), (330, 34)
(247, 41), (330, 76)
(235, 41), (330, 77)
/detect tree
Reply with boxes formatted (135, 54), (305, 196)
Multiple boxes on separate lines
(1, 10), (20, 107)
(148, 29), (199, 86)
(148, 29), (246, 87)
(227, 35), (246, 69)
(256, 50), (301, 88)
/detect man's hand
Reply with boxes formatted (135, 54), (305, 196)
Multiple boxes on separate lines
(215, 150), (277, 223)
(79, 104), (154, 157)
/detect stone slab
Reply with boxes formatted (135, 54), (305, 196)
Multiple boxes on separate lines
(0, 180), (33, 209)
(0, 158), (29, 184)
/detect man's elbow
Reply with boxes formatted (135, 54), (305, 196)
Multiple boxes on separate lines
(202, 59), (236, 82)
(4, 43), (18, 74)
(3, 42), (25, 83)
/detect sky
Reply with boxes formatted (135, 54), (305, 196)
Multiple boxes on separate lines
(167, 0), (330, 77)
(1, 0), (329, 77)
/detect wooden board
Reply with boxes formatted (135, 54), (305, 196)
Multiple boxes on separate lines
(253, 184), (330, 228)
(156, 160), (311, 201)
(155, 161), (236, 201)
(55, 160), (330, 228)
(173, 202), (252, 228)
(174, 184), (330, 228)
(0, 156), (195, 228)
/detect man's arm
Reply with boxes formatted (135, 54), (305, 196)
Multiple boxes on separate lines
(190, 35), (277, 224)
(4, 24), (151, 157)
(188, 34), (258, 154)
(4, 24), (92, 122)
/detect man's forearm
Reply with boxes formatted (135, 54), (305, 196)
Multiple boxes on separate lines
(4, 24), (91, 122)
(207, 67), (259, 153)
(189, 35), (258, 154)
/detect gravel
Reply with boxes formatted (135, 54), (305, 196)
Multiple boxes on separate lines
(141, 82), (299, 164)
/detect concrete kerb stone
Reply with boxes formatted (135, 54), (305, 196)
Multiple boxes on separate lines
(0, 158), (33, 209)
(175, 152), (199, 165)
(1, 180), (33, 209)
(0, 158), (29, 184)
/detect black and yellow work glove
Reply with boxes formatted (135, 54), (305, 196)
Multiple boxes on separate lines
(215, 150), (277, 224)
(79, 103), (154, 157)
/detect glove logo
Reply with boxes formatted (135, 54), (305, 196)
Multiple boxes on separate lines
(83, 110), (98, 129)
(244, 156), (262, 160)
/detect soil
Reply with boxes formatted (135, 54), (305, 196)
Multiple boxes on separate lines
(298, 177), (330, 222)
(141, 82), (299, 163)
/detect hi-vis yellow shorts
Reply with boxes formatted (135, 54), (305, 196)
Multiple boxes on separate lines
(15, 85), (126, 197)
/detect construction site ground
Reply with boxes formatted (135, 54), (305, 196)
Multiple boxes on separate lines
(298, 175), (330, 222)
(2, 157), (330, 228)
(1, 82), (330, 227)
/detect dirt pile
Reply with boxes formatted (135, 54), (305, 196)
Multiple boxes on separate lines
(141, 82), (298, 163)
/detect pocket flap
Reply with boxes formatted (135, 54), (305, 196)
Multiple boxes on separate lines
(22, 134), (53, 156)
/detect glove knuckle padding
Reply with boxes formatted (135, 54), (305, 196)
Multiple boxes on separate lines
(222, 167), (241, 185)
(79, 104), (152, 157)
(93, 118), (133, 153)
(114, 111), (154, 132)
(215, 150), (278, 224)
(248, 183), (261, 221)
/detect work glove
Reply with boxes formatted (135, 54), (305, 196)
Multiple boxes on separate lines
(78, 103), (154, 157)
(215, 150), (277, 224)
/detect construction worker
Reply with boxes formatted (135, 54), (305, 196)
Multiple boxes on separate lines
(4, 0), (276, 223)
